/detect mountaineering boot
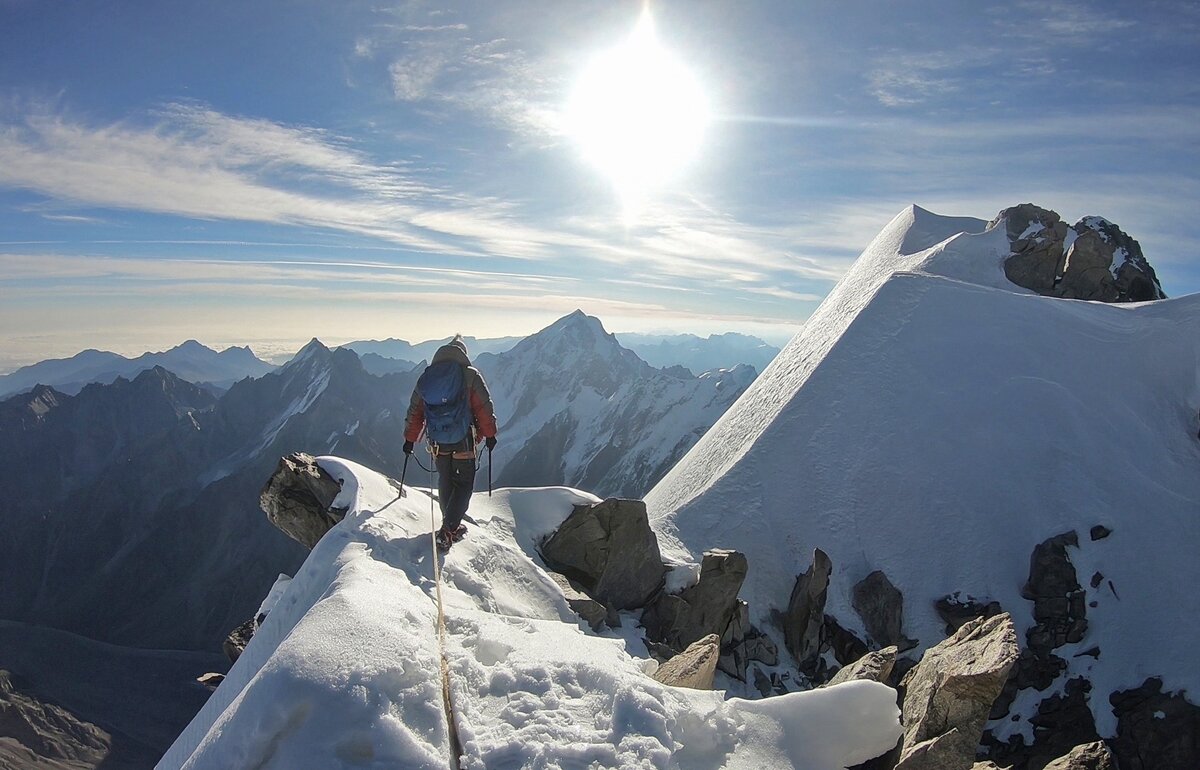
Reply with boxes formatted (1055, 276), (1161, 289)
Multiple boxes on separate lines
(436, 524), (467, 552)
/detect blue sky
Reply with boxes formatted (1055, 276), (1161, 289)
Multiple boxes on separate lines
(1, 0), (1198, 370)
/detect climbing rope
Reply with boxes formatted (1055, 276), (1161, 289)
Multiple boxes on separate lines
(429, 449), (464, 770)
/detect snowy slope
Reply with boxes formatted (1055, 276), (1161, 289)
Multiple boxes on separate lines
(160, 459), (901, 769)
(646, 205), (1200, 734)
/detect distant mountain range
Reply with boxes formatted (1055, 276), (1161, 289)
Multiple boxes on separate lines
(343, 330), (779, 377)
(340, 334), (524, 370)
(0, 340), (275, 399)
(1, 331), (781, 399)
(0, 312), (756, 655)
(614, 331), (780, 375)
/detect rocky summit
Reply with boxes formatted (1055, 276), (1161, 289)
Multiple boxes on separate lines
(994, 203), (1165, 303)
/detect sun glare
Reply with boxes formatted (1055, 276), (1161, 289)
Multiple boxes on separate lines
(566, 9), (710, 213)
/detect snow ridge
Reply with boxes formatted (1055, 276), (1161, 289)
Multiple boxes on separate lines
(647, 204), (1200, 736)
(160, 460), (902, 769)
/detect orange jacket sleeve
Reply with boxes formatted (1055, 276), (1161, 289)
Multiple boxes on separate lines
(467, 367), (497, 439)
(403, 385), (425, 443)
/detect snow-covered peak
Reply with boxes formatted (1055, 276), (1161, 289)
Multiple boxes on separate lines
(893, 203), (989, 257)
(647, 203), (1200, 736)
(531, 310), (618, 353)
(286, 338), (331, 366)
(496, 311), (650, 394)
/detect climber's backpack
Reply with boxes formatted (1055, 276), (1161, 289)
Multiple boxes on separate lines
(416, 360), (471, 445)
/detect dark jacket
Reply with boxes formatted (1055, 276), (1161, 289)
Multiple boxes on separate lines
(404, 342), (497, 452)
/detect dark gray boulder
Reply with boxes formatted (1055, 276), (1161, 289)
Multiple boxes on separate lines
(222, 618), (256, 663)
(1021, 531), (1087, 654)
(259, 452), (346, 550)
(1110, 677), (1200, 770)
(984, 676), (1101, 769)
(995, 203), (1070, 293)
(935, 594), (1003, 636)
(1074, 216), (1165, 302)
(642, 549), (746, 654)
(853, 570), (918, 651)
(547, 571), (614, 631)
(540, 498), (665, 610)
(824, 613), (870, 668)
(783, 548), (832, 674)
(719, 600), (778, 680)
(894, 613), (1019, 770)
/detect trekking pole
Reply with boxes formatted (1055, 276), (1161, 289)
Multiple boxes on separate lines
(398, 453), (410, 498)
(488, 445), (492, 497)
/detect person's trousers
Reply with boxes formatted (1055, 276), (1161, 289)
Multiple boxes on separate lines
(435, 453), (476, 531)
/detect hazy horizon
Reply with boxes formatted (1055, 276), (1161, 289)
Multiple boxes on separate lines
(0, 313), (799, 374)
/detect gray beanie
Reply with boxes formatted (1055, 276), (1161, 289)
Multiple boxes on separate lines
(449, 334), (468, 356)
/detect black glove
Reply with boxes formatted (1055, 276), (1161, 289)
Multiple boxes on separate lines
(403, 440), (414, 455)
(485, 436), (497, 450)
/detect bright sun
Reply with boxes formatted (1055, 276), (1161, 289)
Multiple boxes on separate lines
(566, 9), (710, 210)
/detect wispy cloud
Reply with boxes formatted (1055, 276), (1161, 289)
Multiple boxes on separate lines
(867, 52), (968, 108)
(36, 213), (109, 225)
(1002, 0), (1135, 39)
(389, 50), (449, 101)
(0, 104), (463, 252)
(0, 99), (860, 312)
(366, 8), (567, 140)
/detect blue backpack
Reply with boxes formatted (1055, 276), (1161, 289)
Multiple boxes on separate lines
(416, 360), (471, 445)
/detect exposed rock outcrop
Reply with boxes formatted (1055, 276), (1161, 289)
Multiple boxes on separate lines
(783, 548), (832, 674)
(985, 676), (1101, 769)
(222, 618), (256, 663)
(894, 613), (1019, 770)
(992, 204), (1165, 302)
(935, 594), (1003, 637)
(259, 452), (346, 550)
(1043, 740), (1116, 770)
(1022, 531), (1087, 653)
(548, 571), (615, 631)
(825, 614), (870, 668)
(196, 673), (226, 691)
(996, 203), (1070, 293)
(853, 570), (917, 651)
(651, 634), (720, 690)
(827, 645), (898, 688)
(983, 532), (1097, 766)
(719, 600), (778, 680)
(1110, 677), (1200, 770)
(642, 549), (746, 656)
(539, 498), (665, 610)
